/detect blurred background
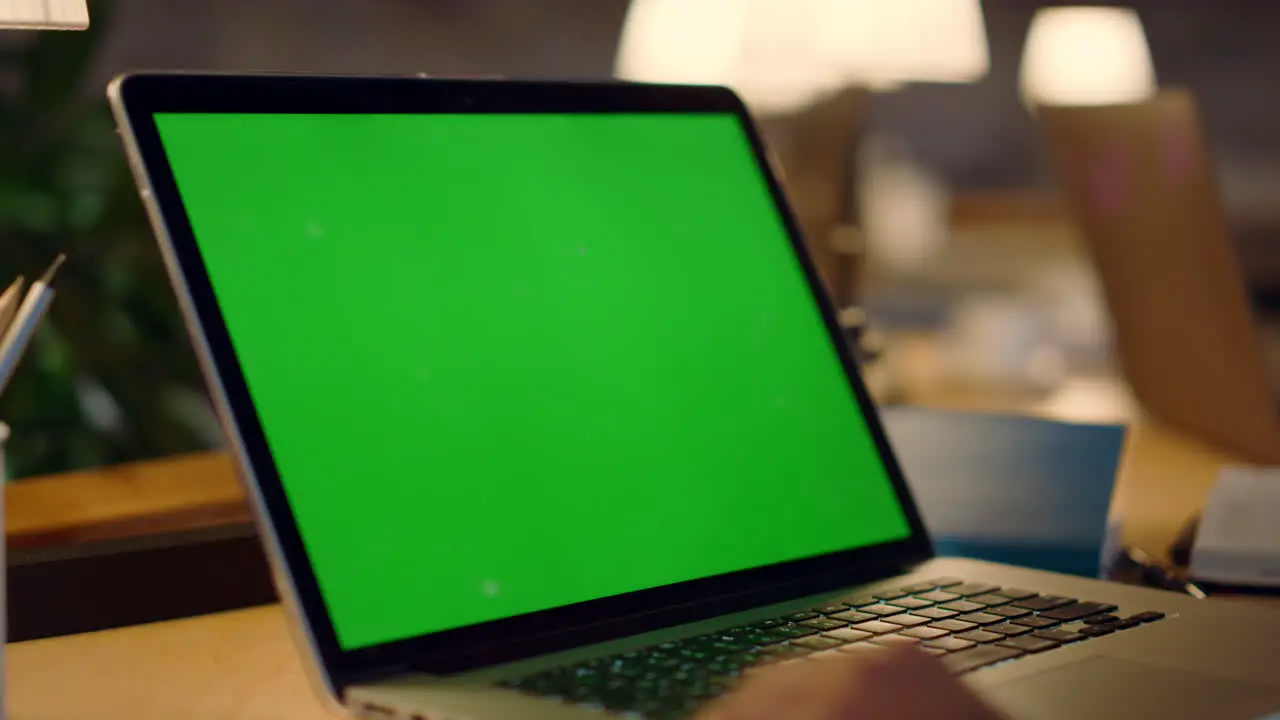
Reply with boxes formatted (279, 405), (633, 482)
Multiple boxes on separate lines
(1, 0), (1277, 478)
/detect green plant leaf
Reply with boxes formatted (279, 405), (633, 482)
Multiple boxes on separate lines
(0, 181), (60, 233)
(0, 0), (212, 479)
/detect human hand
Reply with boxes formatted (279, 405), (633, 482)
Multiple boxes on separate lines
(695, 646), (1006, 720)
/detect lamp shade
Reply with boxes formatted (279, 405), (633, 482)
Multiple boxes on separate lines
(613, 0), (747, 88)
(0, 0), (89, 29)
(818, 0), (989, 90)
(615, 0), (990, 115)
(1019, 6), (1156, 107)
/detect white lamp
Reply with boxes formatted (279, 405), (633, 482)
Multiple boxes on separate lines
(615, 0), (990, 115)
(1019, 6), (1156, 108)
(613, 0), (746, 89)
(0, 0), (89, 29)
(818, 0), (989, 91)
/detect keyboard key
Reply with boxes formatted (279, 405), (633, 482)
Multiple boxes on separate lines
(871, 633), (921, 647)
(984, 623), (1032, 637)
(884, 614), (931, 627)
(829, 610), (876, 625)
(647, 656), (685, 670)
(993, 588), (1038, 600)
(986, 605), (1031, 619)
(705, 657), (750, 675)
(1013, 595), (1075, 611)
(886, 597), (934, 610)
(948, 583), (1000, 596)
(955, 612), (1004, 626)
(1111, 618), (1142, 630)
(913, 607), (959, 620)
(928, 577), (964, 587)
(873, 590), (910, 601)
(921, 647), (948, 656)
(859, 604), (906, 617)
(783, 611), (820, 622)
(900, 582), (939, 594)
(757, 643), (807, 657)
(769, 624), (817, 639)
(853, 620), (902, 635)
(823, 627), (874, 644)
(1078, 625), (1115, 637)
(928, 619), (978, 633)
(916, 591), (961, 603)
(1032, 629), (1086, 644)
(939, 600), (985, 613)
(793, 636), (845, 651)
(744, 631), (785, 646)
(1128, 611), (1165, 623)
(842, 594), (881, 608)
(1082, 614), (1120, 626)
(813, 604), (849, 615)
(1012, 615), (1058, 629)
(752, 618), (786, 630)
(924, 636), (977, 653)
(901, 626), (950, 640)
(943, 645), (1024, 673)
(954, 630), (1004, 643)
(1039, 602), (1118, 622)
(998, 636), (1059, 653)
(967, 594), (1012, 607)
(799, 617), (847, 632)
(706, 637), (757, 653)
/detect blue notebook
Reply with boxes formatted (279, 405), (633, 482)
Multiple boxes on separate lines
(879, 407), (1126, 578)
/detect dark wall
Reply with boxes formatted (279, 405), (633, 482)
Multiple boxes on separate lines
(91, 0), (1280, 198)
(873, 0), (1280, 196)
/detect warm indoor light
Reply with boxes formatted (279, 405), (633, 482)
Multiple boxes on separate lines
(615, 0), (990, 115)
(613, 0), (747, 88)
(0, 0), (89, 29)
(1019, 6), (1156, 107)
(817, 0), (989, 91)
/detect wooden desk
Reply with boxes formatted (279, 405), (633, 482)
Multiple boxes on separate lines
(6, 417), (1245, 719)
(8, 605), (334, 720)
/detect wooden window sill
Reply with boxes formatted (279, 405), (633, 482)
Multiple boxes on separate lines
(6, 452), (251, 551)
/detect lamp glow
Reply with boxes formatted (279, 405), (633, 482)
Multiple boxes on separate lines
(615, 0), (990, 115)
(0, 0), (88, 29)
(1019, 6), (1156, 107)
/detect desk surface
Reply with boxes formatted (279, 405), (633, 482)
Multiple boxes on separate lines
(7, 416), (1243, 719)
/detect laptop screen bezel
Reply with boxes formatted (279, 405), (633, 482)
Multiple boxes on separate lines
(111, 72), (933, 690)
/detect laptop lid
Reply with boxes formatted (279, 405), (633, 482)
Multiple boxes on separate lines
(109, 73), (931, 693)
(1039, 89), (1280, 463)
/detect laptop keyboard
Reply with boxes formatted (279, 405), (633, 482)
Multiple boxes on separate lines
(500, 577), (1166, 719)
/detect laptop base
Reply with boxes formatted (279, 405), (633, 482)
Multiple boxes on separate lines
(347, 557), (1280, 720)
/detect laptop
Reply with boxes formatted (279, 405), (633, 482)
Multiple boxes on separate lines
(109, 73), (1280, 720)
(1039, 89), (1280, 465)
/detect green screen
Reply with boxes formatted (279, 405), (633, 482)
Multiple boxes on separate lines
(153, 111), (911, 650)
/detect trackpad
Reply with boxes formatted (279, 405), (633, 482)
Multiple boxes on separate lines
(984, 656), (1280, 720)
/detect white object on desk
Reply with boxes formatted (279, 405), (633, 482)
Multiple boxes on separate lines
(1190, 466), (1280, 588)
